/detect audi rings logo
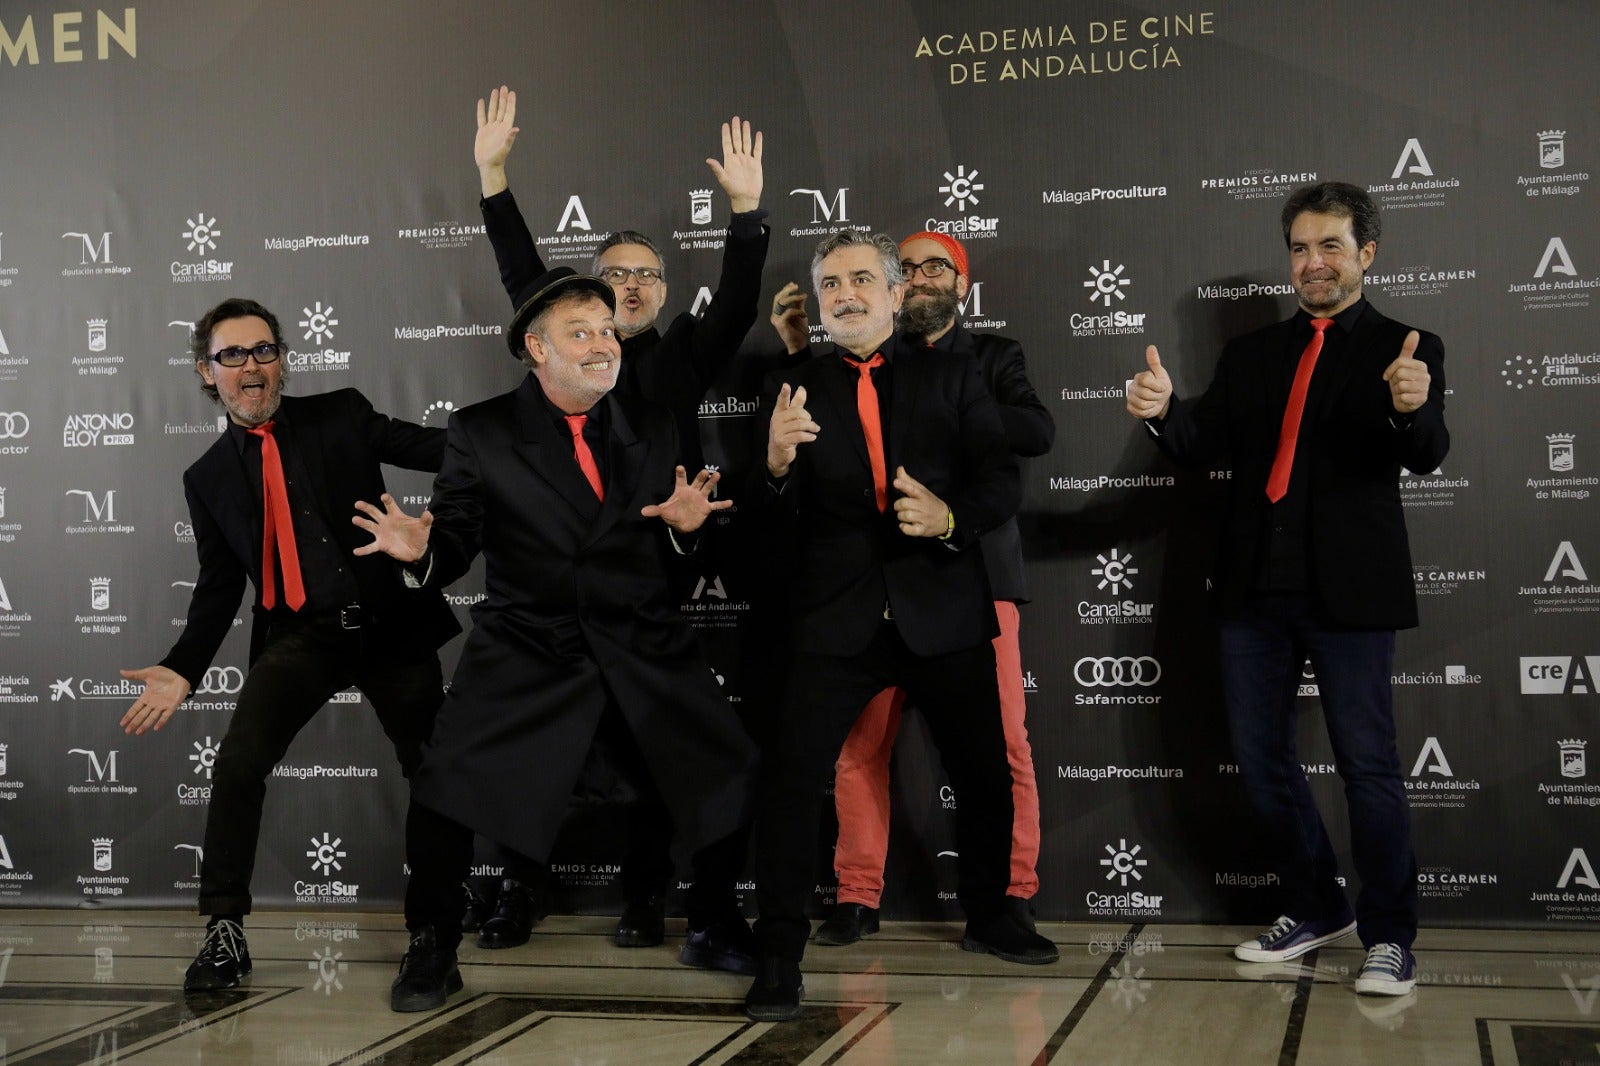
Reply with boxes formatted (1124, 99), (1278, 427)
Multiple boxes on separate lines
(196, 666), (244, 695)
(1075, 656), (1161, 687)
(0, 413), (30, 439)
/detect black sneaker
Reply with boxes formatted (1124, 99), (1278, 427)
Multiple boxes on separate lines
(961, 912), (1059, 965)
(743, 956), (804, 1022)
(814, 903), (879, 946)
(477, 878), (537, 949)
(184, 919), (252, 992)
(390, 927), (464, 1013)
(614, 895), (666, 948)
(679, 917), (757, 975)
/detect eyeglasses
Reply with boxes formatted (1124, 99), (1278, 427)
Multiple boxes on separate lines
(209, 342), (286, 367)
(597, 266), (664, 286)
(901, 257), (954, 280)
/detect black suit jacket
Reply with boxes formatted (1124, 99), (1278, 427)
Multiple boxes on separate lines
(409, 375), (754, 861)
(481, 189), (769, 469)
(757, 332), (1020, 658)
(1151, 300), (1449, 629)
(161, 389), (459, 688)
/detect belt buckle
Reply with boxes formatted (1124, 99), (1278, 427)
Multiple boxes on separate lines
(882, 601), (894, 621)
(339, 605), (363, 630)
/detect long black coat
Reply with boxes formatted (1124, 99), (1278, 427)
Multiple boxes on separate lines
(409, 375), (755, 861)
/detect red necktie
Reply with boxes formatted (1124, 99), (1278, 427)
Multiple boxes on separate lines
(848, 353), (888, 512)
(1265, 318), (1333, 503)
(566, 414), (604, 500)
(246, 421), (306, 611)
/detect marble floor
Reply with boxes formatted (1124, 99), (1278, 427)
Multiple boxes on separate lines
(0, 910), (1597, 1064)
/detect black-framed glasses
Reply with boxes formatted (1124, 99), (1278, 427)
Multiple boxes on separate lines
(598, 266), (664, 286)
(901, 257), (954, 280)
(209, 342), (286, 367)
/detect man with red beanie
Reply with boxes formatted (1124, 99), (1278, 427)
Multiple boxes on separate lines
(770, 230), (1055, 942)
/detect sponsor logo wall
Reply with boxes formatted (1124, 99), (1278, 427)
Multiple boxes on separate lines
(0, 1), (1594, 931)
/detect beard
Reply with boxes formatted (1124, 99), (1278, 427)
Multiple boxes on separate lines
(896, 285), (959, 339)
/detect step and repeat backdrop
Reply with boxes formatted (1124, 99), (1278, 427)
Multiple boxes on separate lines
(0, 2), (1595, 929)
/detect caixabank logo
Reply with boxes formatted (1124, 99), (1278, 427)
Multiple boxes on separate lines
(296, 832), (360, 905)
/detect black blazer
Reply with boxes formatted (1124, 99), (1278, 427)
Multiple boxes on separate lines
(801, 324), (1053, 602)
(757, 332), (1020, 658)
(160, 389), (460, 688)
(1152, 300), (1449, 630)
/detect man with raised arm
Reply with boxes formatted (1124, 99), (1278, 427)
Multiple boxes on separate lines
(465, 87), (770, 961)
(359, 268), (758, 1011)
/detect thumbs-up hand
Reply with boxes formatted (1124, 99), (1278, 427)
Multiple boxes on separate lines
(1382, 330), (1429, 414)
(1126, 345), (1172, 420)
(767, 383), (819, 478)
(892, 466), (952, 539)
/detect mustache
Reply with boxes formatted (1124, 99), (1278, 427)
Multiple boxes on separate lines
(831, 301), (868, 316)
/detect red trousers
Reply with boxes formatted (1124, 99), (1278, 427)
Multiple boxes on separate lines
(832, 600), (1040, 905)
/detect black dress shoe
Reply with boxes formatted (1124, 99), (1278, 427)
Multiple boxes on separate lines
(961, 911), (1059, 965)
(184, 918), (251, 992)
(614, 896), (665, 948)
(744, 956), (804, 1021)
(477, 878), (536, 949)
(460, 881), (492, 934)
(1005, 895), (1038, 933)
(390, 927), (464, 1012)
(679, 917), (757, 975)
(814, 903), (879, 946)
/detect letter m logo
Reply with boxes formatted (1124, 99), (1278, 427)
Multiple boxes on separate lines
(69, 748), (118, 783)
(789, 188), (849, 225)
(62, 231), (112, 266)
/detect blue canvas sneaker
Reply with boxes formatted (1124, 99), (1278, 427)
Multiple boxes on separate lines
(1233, 913), (1357, 962)
(1354, 942), (1417, 995)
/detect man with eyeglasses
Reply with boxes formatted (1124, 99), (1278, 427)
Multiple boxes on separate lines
(769, 231), (1055, 945)
(465, 87), (771, 969)
(119, 297), (459, 993)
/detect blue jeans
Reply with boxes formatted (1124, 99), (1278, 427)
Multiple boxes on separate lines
(1219, 594), (1416, 948)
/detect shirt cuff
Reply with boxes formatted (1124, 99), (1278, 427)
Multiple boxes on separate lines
(399, 549), (434, 588)
(730, 209), (769, 237)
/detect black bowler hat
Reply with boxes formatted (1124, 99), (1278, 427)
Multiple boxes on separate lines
(506, 267), (616, 358)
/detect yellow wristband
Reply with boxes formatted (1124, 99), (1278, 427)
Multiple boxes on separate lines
(938, 509), (955, 541)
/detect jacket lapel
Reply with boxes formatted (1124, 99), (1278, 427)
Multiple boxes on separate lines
(511, 376), (604, 522)
(199, 434), (261, 575)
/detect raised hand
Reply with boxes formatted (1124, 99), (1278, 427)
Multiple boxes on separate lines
(767, 383), (819, 478)
(475, 85), (519, 196)
(641, 466), (733, 533)
(1382, 330), (1429, 414)
(770, 281), (810, 355)
(351, 493), (433, 562)
(119, 664), (191, 735)
(1126, 344), (1172, 420)
(706, 115), (763, 214)
(892, 466), (953, 538)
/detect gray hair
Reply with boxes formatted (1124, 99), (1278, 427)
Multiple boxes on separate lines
(590, 230), (666, 277)
(810, 229), (905, 293)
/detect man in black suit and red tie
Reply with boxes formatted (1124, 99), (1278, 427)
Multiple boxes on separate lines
(354, 268), (758, 1012)
(742, 230), (1059, 1022)
(1126, 181), (1448, 998)
(120, 297), (459, 993)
